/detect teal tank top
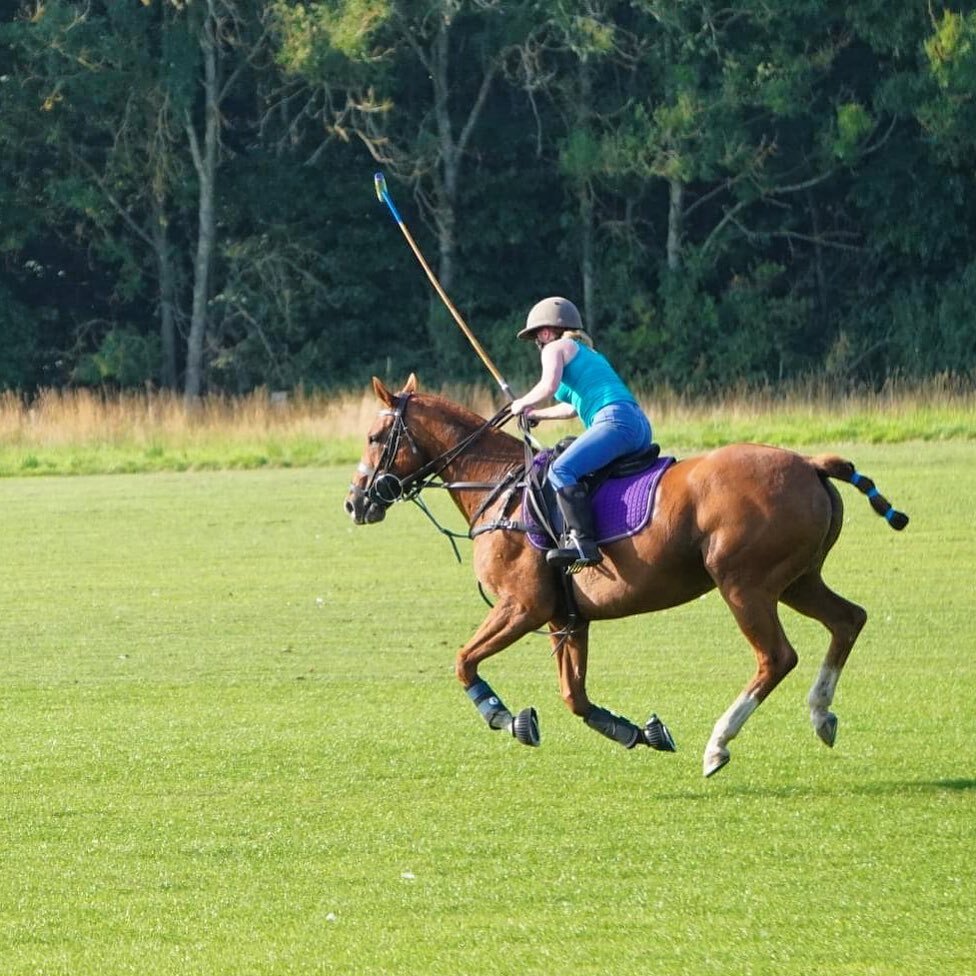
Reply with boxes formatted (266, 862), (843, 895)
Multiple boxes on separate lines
(554, 342), (638, 427)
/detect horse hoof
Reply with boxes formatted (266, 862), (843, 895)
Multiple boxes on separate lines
(815, 713), (838, 748)
(703, 748), (730, 778)
(642, 714), (677, 752)
(512, 707), (541, 747)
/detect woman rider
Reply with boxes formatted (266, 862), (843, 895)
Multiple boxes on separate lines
(510, 296), (653, 570)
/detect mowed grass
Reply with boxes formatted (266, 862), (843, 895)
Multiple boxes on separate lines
(0, 442), (973, 975)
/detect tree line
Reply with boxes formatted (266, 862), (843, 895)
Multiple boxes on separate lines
(2, 0), (975, 401)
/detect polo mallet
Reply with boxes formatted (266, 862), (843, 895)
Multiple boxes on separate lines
(373, 173), (516, 403)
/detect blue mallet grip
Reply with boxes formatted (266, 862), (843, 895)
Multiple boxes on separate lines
(374, 172), (403, 224)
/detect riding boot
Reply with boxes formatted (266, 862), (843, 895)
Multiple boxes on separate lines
(547, 483), (603, 572)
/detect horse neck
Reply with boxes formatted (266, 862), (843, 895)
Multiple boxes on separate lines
(411, 397), (523, 525)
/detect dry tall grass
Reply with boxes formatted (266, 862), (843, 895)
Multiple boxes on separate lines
(645, 373), (976, 432)
(0, 384), (503, 448)
(0, 375), (972, 473)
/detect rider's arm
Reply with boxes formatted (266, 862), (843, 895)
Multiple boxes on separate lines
(510, 339), (576, 415)
(525, 402), (577, 421)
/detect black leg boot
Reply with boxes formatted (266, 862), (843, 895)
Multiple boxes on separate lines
(546, 484), (603, 572)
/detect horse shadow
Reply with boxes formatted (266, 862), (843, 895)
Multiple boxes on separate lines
(655, 777), (976, 802)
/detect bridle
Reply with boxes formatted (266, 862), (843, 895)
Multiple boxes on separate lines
(350, 393), (518, 518)
(350, 392), (580, 641)
(360, 393), (421, 508)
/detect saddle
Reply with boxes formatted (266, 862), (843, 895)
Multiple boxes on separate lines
(523, 438), (676, 550)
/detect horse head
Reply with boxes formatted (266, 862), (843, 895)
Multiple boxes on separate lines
(344, 373), (424, 525)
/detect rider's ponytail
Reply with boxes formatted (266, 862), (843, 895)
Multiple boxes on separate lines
(562, 329), (594, 349)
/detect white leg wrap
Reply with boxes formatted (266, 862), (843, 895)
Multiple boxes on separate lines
(703, 692), (759, 776)
(712, 692), (759, 747)
(807, 665), (839, 723)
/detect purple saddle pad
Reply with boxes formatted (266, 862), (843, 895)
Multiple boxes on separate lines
(524, 454), (675, 551)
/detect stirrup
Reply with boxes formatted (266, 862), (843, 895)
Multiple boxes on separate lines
(546, 534), (602, 574)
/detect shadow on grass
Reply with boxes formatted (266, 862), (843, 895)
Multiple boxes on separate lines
(654, 777), (976, 802)
(926, 778), (976, 791)
(848, 777), (976, 796)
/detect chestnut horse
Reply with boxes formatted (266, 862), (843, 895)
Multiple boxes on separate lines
(344, 375), (908, 777)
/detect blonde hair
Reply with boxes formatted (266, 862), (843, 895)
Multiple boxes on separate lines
(562, 329), (594, 349)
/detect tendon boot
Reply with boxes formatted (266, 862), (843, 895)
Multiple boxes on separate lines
(547, 483), (603, 573)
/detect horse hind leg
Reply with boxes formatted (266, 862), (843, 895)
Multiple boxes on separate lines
(551, 621), (676, 753)
(781, 572), (867, 748)
(704, 589), (798, 777)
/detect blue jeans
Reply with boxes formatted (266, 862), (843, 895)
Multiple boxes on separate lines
(549, 402), (652, 491)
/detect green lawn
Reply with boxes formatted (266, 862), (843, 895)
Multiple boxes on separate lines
(1, 442), (973, 975)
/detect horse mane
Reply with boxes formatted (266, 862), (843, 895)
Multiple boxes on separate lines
(414, 391), (494, 426)
(412, 390), (523, 461)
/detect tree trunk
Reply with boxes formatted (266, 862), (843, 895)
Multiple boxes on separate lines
(808, 188), (827, 318)
(580, 183), (595, 331)
(184, 0), (219, 404)
(425, 10), (496, 372)
(667, 177), (684, 272)
(578, 58), (595, 330)
(433, 17), (457, 293)
(152, 202), (178, 389)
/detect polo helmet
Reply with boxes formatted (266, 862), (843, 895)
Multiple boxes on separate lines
(517, 296), (582, 340)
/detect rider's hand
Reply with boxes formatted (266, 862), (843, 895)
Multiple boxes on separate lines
(510, 398), (527, 416)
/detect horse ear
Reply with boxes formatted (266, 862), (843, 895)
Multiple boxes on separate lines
(372, 376), (395, 407)
(403, 373), (418, 394)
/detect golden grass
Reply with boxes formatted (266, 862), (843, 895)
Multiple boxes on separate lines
(0, 375), (972, 476)
(0, 385), (507, 447)
(648, 370), (970, 416)
(0, 388), (324, 448)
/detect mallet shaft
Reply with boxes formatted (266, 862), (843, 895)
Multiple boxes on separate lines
(374, 173), (514, 401)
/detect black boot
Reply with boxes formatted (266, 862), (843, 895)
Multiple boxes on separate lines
(547, 484), (603, 572)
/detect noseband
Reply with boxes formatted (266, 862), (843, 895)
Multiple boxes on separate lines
(348, 393), (421, 513)
(350, 393), (514, 515)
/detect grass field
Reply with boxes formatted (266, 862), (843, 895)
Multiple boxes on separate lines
(1, 441), (973, 975)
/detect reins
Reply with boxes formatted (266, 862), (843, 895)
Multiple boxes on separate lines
(362, 394), (580, 644)
(360, 395), (525, 561)
(365, 394), (513, 500)
(399, 399), (518, 500)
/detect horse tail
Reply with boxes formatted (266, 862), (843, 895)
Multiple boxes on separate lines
(809, 454), (909, 531)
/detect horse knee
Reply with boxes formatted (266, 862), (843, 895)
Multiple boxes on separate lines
(771, 646), (799, 685)
(782, 645), (799, 675)
(755, 645), (797, 694)
(826, 603), (867, 661)
(561, 687), (590, 717)
(455, 653), (477, 687)
(844, 604), (867, 643)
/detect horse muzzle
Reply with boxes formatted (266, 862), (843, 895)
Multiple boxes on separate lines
(344, 485), (387, 525)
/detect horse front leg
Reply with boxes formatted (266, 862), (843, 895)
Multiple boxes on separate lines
(456, 596), (548, 746)
(551, 621), (676, 753)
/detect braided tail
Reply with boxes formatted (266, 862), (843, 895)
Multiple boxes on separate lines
(810, 455), (910, 531)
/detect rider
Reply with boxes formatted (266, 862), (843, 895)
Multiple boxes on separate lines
(510, 296), (653, 570)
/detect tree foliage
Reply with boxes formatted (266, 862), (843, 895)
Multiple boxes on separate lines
(0, 0), (974, 395)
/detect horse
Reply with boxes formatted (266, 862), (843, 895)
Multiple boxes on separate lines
(343, 374), (909, 777)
